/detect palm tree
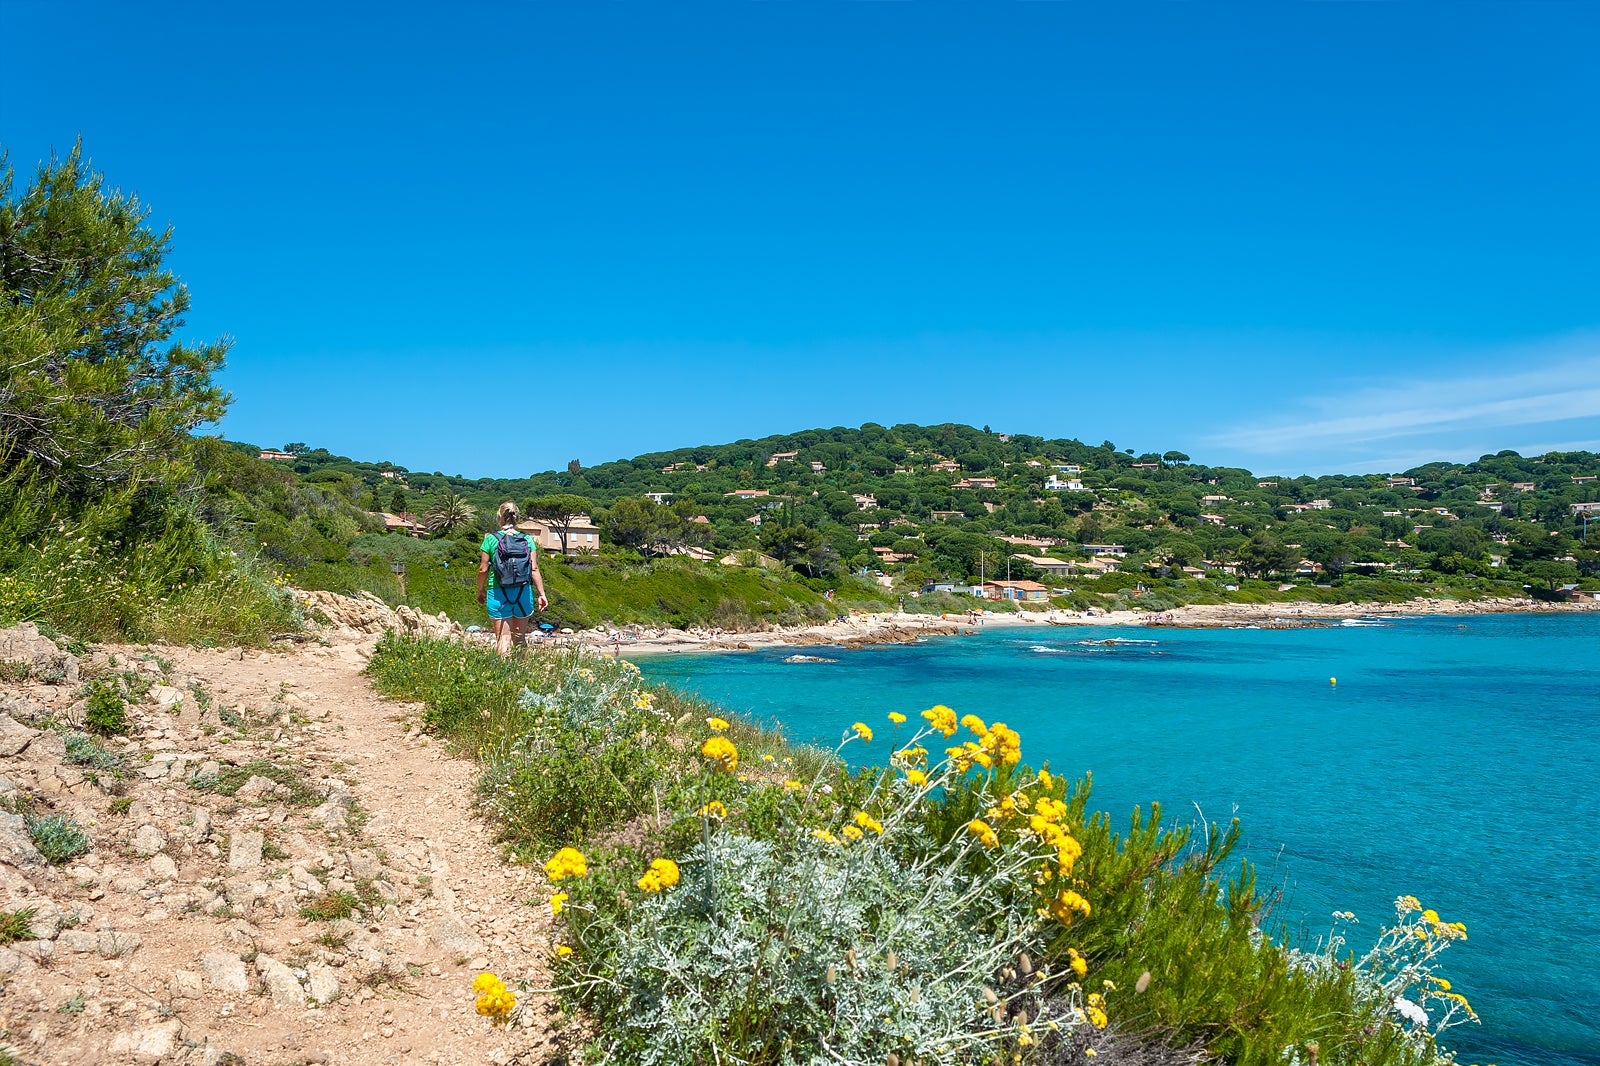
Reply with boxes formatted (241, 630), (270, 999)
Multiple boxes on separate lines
(423, 492), (476, 536)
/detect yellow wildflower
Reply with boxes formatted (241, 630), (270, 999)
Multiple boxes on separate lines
(701, 735), (738, 772)
(853, 811), (884, 834)
(842, 824), (865, 841)
(637, 857), (681, 893)
(851, 722), (873, 742)
(1049, 889), (1091, 923)
(1068, 947), (1088, 979)
(888, 711), (907, 724)
(473, 972), (516, 1023)
(966, 818), (999, 849)
(920, 704), (958, 737)
(813, 828), (838, 844)
(699, 800), (728, 819)
(543, 846), (588, 881)
(706, 716), (730, 731)
(554, 944), (573, 958)
(549, 892), (568, 917)
(783, 779), (803, 792)
(1038, 768), (1053, 791)
(905, 769), (927, 786)
(960, 713), (989, 735)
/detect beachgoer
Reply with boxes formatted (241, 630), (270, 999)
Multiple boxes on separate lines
(477, 502), (548, 655)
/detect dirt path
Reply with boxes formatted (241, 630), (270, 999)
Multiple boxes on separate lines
(0, 622), (568, 1066)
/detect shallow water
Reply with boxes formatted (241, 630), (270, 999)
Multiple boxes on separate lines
(639, 614), (1600, 1066)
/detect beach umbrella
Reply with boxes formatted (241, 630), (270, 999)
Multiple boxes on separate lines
(539, 623), (555, 631)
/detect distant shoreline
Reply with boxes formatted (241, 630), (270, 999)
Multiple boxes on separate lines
(596, 595), (1599, 658)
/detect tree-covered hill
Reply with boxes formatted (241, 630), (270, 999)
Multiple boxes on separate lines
(244, 426), (1599, 617)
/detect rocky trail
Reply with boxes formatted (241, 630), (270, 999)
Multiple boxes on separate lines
(0, 603), (571, 1066)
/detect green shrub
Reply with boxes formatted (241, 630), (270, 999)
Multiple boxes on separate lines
(83, 681), (128, 736)
(26, 813), (91, 864)
(0, 908), (35, 945)
(63, 732), (127, 772)
(190, 758), (321, 806)
(300, 891), (360, 921)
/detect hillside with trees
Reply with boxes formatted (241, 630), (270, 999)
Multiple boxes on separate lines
(245, 426), (1600, 623)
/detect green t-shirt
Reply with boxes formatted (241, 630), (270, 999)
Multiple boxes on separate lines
(481, 529), (535, 590)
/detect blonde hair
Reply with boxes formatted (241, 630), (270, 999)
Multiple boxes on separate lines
(497, 501), (520, 527)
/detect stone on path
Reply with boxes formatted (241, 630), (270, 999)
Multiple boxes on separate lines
(229, 829), (263, 871)
(109, 1019), (182, 1065)
(257, 954), (305, 1007)
(202, 950), (251, 993)
(307, 962), (341, 1005)
(0, 713), (38, 757)
(428, 913), (484, 956)
(0, 812), (45, 868)
(131, 823), (168, 857)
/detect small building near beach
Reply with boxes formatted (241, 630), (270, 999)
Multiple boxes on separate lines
(981, 580), (1050, 601)
(517, 516), (600, 554)
(1013, 554), (1075, 579)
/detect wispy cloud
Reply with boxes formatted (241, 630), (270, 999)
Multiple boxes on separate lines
(1208, 332), (1600, 472)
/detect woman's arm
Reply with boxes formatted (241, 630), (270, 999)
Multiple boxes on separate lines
(477, 551), (491, 604)
(532, 555), (549, 611)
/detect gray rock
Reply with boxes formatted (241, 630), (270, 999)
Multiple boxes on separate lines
(234, 775), (281, 800)
(201, 949), (251, 993)
(109, 1018), (181, 1064)
(427, 913), (484, 956)
(10, 939), (53, 961)
(131, 823), (168, 857)
(149, 853), (179, 880)
(257, 954), (305, 1006)
(307, 962), (341, 1005)
(0, 622), (77, 683)
(347, 849), (381, 882)
(0, 713), (38, 757)
(28, 732), (66, 758)
(229, 829), (263, 871)
(0, 811), (45, 868)
(191, 807), (212, 842)
(0, 946), (34, 975)
(57, 929), (100, 953)
(98, 929), (141, 957)
(171, 969), (203, 998)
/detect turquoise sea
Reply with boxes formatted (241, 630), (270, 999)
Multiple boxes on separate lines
(639, 613), (1600, 1066)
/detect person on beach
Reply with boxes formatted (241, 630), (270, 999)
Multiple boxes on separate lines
(478, 502), (549, 655)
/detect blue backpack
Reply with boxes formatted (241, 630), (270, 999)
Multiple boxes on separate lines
(491, 531), (534, 590)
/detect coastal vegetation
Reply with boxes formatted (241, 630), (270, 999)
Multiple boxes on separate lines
(235, 431), (1600, 629)
(1, 146), (297, 645)
(368, 632), (1478, 1065)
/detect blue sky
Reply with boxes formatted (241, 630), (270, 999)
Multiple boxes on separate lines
(5, 2), (1597, 477)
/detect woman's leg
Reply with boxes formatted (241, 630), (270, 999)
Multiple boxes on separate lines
(510, 615), (530, 651)
(493, 617), (513, 655)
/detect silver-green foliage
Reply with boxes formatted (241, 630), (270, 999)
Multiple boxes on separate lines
(26, 813), (90, 864)
(572, 826), (1067, 1064)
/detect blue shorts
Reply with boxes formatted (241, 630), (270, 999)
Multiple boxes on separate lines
(486, 584), (533, 619)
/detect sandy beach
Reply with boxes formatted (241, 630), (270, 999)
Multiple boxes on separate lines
(580, 595), (1600, 658)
